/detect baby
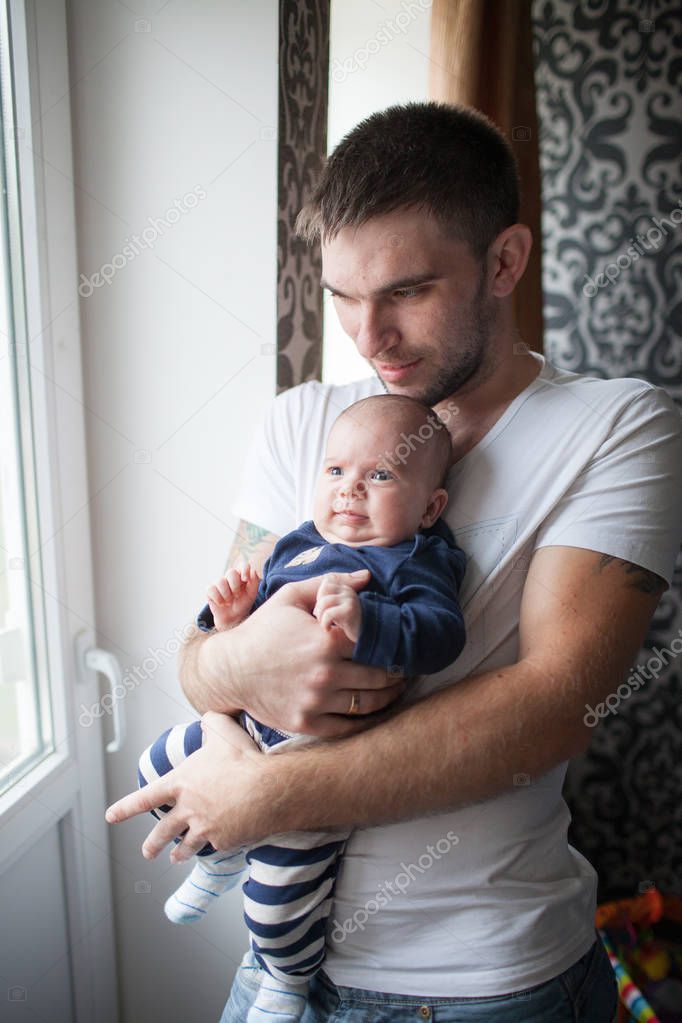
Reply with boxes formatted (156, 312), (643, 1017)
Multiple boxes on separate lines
(137, 393), (467, 1023)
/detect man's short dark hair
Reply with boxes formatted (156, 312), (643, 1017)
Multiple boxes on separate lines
(296, 101), (520, 259)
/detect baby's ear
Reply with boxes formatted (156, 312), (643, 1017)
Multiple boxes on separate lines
(421, 488), (449, 528)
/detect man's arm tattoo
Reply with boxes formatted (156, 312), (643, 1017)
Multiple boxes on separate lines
(595, 554), (666, 595)
(226, 522), (277, 570)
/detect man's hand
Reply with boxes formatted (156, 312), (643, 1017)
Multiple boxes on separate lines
(203, 569), (406, 737)
(105, 712), (276, 858)
(108, 548), (668, 858)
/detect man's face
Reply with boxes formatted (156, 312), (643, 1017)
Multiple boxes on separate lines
(321, 208), (496, 406)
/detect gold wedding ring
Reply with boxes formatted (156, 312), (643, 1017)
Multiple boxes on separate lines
(347, 692), (361, 715)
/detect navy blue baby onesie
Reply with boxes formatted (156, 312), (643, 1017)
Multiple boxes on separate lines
(197, 517), (466, 677)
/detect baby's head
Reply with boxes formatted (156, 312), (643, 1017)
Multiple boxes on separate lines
(312, 394), (452, 547)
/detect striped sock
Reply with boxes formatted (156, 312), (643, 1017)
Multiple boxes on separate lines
(164, 849), (247, 924)
(246, 977), (308, 1022)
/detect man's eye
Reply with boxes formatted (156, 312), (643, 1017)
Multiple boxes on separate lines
(369, 469), (393, 482)
(395, 287), (420, 299)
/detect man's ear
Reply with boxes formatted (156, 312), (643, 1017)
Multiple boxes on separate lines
(487, 223), (532, 298)
(421, 488), (449, 528)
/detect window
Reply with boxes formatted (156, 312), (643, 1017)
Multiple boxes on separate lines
(0, 2), (54, 797)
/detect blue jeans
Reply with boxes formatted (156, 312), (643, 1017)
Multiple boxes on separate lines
(219, 934), (618, 1022)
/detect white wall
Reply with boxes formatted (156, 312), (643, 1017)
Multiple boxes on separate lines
(323, 0), (431, 384)
(68, 2), (278, 1020)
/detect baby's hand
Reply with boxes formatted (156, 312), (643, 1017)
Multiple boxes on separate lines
(207, 563), (260, 631)
(312, 574), (363, 645)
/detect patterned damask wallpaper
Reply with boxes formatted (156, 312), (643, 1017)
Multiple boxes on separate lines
(533, 0), (682, 897)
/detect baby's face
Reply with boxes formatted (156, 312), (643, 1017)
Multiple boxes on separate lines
(312, 413), (444, 547)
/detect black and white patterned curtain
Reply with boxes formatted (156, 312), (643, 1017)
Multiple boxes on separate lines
(533, 0), (682, 897)
(277, 0), (329, 392)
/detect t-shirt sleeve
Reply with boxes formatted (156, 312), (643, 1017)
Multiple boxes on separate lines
(230, 388), (299, 538)
(533, 385), (682, 586)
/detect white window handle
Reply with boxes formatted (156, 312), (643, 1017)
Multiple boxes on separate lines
(83, 646), (126, 753)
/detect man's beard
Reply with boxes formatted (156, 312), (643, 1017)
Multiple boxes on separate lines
(377, 267), (495, 407)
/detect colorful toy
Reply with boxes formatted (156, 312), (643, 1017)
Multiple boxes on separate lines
(596, 889), (664, 930)
(597, 891), (682, 1023)
(632, 933), (671, 982)
(600, 930), (660, 1022)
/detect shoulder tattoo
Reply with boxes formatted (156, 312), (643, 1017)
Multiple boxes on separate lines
(227, 522), (277, 570)
(595, 554), (665, 595)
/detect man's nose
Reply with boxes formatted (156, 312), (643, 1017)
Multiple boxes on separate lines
(354, 303), (398, 361)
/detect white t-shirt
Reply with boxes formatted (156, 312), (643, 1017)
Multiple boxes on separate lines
(232, 352), (682, 997)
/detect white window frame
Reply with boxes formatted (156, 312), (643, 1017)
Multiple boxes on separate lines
(0, 2), (119, 1019)
(0, 0), (79, 829)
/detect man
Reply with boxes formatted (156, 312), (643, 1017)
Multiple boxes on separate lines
(106, 103), (682, 1021)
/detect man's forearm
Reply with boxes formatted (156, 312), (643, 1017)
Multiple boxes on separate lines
(178, 626), (242, 716)
(265, 658), (589, 834)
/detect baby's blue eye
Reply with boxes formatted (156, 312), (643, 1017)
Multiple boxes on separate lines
(327, 466), (343, 476)
(369, 469), (393, 481)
